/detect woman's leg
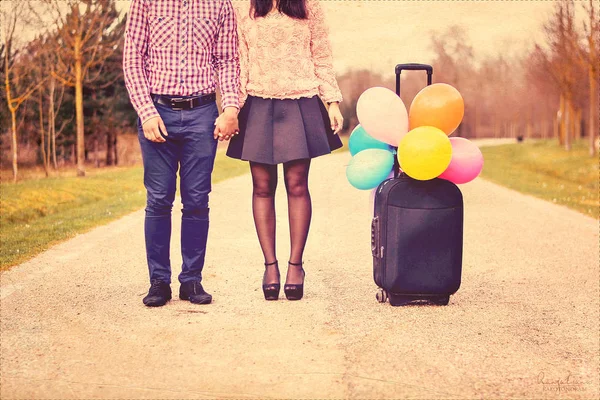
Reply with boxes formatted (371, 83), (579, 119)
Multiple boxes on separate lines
(283, 158), (311, 284)
(250, 161), (279, 283)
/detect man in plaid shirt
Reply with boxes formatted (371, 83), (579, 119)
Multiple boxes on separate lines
(123, 0), (240, 307)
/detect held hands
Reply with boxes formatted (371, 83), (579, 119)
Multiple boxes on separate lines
(142, 116), (169, 143)
(328, 102), (343, 135)
(214, 107), (240, 141)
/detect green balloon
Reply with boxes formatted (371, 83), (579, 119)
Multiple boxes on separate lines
(346, 149), (394, 190)
(349, 125), (392, 156)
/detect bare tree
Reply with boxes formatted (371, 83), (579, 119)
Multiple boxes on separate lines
(536, 0), (581, 150)
(41, 0), (123, 177)
(576, 0), (599, 156)
(39, 36), (71, 171)
(2, 0), (45, 182)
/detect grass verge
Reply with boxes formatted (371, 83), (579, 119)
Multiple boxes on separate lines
(0, 151), (249, 270)
(480, 140), (598, 218)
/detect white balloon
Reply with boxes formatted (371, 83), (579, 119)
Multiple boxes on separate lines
(357, 87), (409, 146)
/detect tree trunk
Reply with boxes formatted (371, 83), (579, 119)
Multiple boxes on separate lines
(75, 37), (85, 177)
(570, 104), (577, 143)
(114, 134), (118, 165)
(38, 89), (49, 177)
(590, 66), (598, 156)
(94, 138), (100, 168)
(575, 108), (582, 140)
(106, 126), (114, 166)
(558, 94), (565, 146)
(49, 76), (58, 169)
(71, 143), (76, 164)
(10, 109), (18, 182)
(6, 45), (17, 182)
(564, 97), (571, 151)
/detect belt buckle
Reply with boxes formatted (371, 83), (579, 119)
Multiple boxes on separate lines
(170, 97), (185, 111)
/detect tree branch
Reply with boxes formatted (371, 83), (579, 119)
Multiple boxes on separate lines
(51, 71), (75, 87)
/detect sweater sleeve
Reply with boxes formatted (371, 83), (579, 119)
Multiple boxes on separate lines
(308, 0), (342, 103)
(235, 5), (249, 108)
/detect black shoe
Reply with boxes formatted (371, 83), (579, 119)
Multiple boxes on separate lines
(143, 280), (172, 307)
(284, 261), (305, 301)
(262, 260), (280, 301)
(179, 281), (213, 304)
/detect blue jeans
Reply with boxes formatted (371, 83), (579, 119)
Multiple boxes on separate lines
(138, 99), (218, 284)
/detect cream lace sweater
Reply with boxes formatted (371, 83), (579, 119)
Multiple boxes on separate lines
(235, 0), (343, 107)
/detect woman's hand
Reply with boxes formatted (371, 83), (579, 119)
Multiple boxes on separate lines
(214, 107), (239, 141)
(328, 102), (343, 135)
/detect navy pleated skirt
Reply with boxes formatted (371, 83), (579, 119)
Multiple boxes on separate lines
(226, 95), (343, 165)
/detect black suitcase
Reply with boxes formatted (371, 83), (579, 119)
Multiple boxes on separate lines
(371, 64), (464, 306)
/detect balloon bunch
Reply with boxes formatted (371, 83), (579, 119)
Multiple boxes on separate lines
(346, 84), (484, 189)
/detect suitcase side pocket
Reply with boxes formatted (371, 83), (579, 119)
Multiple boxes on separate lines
(372, 216), (384, 286)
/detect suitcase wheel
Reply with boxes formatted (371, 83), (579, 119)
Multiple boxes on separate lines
(376, 288), (388, 303)
(388, 294), (415, 306)
(432, 295), (450, 306)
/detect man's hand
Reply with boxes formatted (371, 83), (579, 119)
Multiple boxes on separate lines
(142, 116), (169, 143)
(214, 107), (239, 141)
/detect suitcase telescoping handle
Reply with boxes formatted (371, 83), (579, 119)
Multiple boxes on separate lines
(395, 63), (433, 96)
(392, 63), (433, 177)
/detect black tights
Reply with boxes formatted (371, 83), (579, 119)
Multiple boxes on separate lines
(250, 159), (311, 284)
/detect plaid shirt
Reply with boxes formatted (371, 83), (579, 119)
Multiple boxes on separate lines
(123, 0), (240, 123)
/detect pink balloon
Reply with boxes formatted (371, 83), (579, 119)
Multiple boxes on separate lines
(357, 87), (409, 146)
(439, 137), (484, 184)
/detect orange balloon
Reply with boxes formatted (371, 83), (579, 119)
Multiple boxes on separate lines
(409, 83), (465, 135)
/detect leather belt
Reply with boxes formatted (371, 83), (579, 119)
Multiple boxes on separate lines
(151, 93), (216, 111)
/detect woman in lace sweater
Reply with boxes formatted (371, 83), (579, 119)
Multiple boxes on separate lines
(227, 0), (344, 301)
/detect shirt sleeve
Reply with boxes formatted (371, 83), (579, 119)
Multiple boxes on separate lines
(212, 0), (240, 110)
(123, 0), (159, 124)
(308, 0), (343, 104)
(236, 6), (249, 108)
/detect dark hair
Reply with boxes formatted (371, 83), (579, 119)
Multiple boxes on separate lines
(250, 0), (307, 19)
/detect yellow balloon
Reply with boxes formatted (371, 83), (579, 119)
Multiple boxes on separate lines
(398, 126), (453, 181)
(409, 83), (465, 135)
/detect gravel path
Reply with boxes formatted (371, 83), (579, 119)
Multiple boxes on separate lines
(1, 149), (598, 399)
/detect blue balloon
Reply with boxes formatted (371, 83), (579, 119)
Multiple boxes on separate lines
(349, 124), (392, 156)
(346, 149), (394, 190)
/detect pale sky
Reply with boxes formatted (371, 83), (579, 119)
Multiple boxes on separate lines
(113, 0), (557, 75)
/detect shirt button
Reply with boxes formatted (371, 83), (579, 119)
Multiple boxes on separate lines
(183, 19), (187, 23)
(180, 80), (184, 84)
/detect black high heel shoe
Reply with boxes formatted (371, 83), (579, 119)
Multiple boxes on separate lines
(284, 261), (305, 301)
(262, 260), (280, 301)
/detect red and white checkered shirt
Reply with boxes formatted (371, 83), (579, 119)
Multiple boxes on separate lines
(123, 0), (240, 123)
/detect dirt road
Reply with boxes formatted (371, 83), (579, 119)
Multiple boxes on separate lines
(1, 150), (598, 399)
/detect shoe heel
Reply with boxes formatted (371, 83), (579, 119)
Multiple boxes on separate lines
(262, 260), (281, 301)
(284, 261), (305, 301)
